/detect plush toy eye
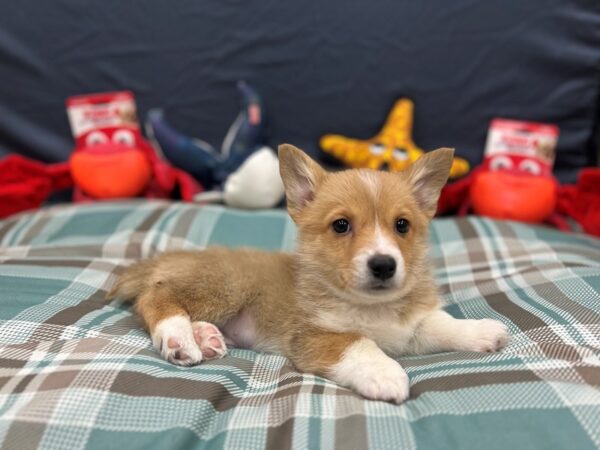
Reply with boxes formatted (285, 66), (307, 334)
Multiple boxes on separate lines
(519, 159), (541, 175)
(112, 130), (136, 147)
(332, 218), (351, 234)
(393, 148), (409, 160)
(396, 218), (410, 234)
(489, 156), (514, 171)
(369, 144), (385, 155)
(85, 131), (108, 146)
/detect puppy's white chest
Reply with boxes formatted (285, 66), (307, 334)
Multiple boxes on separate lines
(316, 307), (419, 355)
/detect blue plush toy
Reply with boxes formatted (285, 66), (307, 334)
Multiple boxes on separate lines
(146, 81), (267, 189)
(146, 81), (284, 209)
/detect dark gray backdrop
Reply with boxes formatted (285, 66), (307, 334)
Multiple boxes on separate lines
(1, 0), (599, 182)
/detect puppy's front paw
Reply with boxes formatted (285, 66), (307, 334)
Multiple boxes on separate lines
(351, 360), (410, 403)
(462, 319), (509, 353)
(152, 315), (203, 366)
(330, 339), (410, 403)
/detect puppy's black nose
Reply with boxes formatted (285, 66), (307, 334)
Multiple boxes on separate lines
(368, 255), (396, 280)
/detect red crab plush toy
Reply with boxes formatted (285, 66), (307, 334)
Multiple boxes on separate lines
(0, 91), (201, 219)
(69, 124), (153, 199)
(438, 119), (562, 225)
(67, 91), (201, 202)
(469, 151), (558, 223)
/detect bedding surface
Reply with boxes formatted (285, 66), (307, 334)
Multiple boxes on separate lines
(0, 201), (599, 450)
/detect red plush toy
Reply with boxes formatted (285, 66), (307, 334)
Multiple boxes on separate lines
(67, 91), (201, 202)
(438, 119), (564, 226)
(438, 119), (600, 237)
(0, 91), (201, 219)
(0, 155), (71, 219)
(557, 168), (600, 237)
(469, 152), (558, 223)
(70, 138), (152, 200)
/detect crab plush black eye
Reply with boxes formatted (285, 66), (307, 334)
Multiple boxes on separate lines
(332, 218), (351, 234)
(396, 218), (410, 234)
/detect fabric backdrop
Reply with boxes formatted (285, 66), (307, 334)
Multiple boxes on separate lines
(0, 0), (599, 182)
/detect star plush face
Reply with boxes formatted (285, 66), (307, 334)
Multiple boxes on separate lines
(320, 98), (470, 178)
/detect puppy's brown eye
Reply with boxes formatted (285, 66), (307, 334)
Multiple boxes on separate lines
(396, 218), (410, 234)
(332, 218), (351, 234)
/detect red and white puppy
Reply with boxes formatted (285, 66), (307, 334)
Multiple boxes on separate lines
(108, 144), (509, 403)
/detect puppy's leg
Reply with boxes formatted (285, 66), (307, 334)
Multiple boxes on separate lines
(290, 330), (410, 403)
(410, 309), (509, 354)
(136, 288), (229, 366)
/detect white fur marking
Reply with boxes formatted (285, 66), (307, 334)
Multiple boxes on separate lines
(412, 310), (509, 354)
(458, 318), (509, 352)
(153, 315), (203, 366)
(330, 338), (410, 403)
(359, 171), (380, 198)
(353, 223), (405, 289)
(315, 302), (426, 354)
(317, 276), (408, 306)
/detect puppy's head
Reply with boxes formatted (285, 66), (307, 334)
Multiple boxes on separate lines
(279, 144), (453, 305)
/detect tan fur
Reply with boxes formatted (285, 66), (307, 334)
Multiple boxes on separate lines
(110, 248), (297, 350)
(108, 144), (509, 402)
(287, 329), (361, 377)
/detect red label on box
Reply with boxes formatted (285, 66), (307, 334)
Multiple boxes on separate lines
(485, 118), (559, 165)
(66, 91), (139, 143)
(66, 91), (143, 151)
(483, 118), (559, 177)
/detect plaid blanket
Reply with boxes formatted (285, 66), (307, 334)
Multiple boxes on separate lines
(0, 201), (599, 450)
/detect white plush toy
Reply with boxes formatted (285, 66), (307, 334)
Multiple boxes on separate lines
(193, 147), (284, 209)
(146, 82), (285, 209)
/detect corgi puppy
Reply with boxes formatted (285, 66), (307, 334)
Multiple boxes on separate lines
(107, 144), (509, 403)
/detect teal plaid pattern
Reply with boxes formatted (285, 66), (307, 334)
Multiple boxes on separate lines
(0, 201), (599, 450)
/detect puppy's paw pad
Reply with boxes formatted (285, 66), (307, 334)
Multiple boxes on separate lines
(167, 337), (182, 349)
(192, 321), (228, 360)
(153, 316), (203, 366)
(466, 319), (509, 353)
(157, 335), (203, 366)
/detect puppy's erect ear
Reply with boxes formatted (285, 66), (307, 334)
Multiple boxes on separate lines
(405, 148), (454, 218)
(278, 144), (326, 219)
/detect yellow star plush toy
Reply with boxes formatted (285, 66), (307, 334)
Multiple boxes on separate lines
(320, 98), (469, 178)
